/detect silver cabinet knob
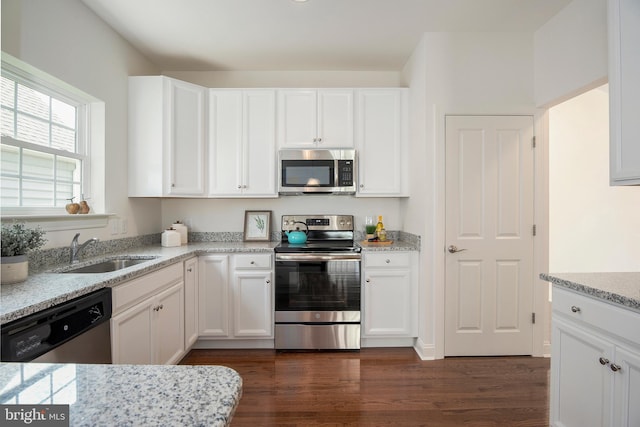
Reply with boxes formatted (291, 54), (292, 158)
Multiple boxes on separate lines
(250, 261), (255, 264)
(599, 357), (610, 366)
(265, 279), (271, 284)
(187, 268), (193, 272)
(611, 364), (622, 372)
(571, 306), (581, 313)
(448, 245), (467, 253)
(385, 259), (391, 264)
(360, 184), (364, 188)
(366, 278), (371, 283)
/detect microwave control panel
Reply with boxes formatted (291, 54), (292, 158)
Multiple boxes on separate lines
(337, 160), (354, 186)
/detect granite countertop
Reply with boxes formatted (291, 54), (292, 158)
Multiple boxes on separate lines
(1, 242), (277, 325)
(541, 272), (640, 313)
(1, 238), (419, 325)
(357, 239), (419, 252)
(0, 362), (242, 426)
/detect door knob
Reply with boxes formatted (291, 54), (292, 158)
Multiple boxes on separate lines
(448, 245), (467, 254)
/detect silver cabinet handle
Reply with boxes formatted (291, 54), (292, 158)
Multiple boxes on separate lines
(187, 268), (193, 272)
(571, 306), (581, 313)
(250, 261), (255, 264)
(360, 184), (364, 188)
(385, 259), (391, 264)
(599, 357), (610, 366)
(448, 245), (467, 254)
(611, 364), (622, 372)
(266, 279), (271, 284)
(366, 278), (371, 283)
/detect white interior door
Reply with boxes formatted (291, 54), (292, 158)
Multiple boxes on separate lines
(444, 115), (535, 356)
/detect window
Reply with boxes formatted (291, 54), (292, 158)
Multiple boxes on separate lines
(1, 71), (88, 211)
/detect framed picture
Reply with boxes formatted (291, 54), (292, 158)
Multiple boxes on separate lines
(243, 210), (272, 242)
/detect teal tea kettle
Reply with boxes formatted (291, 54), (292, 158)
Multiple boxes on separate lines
(285, 221), (309, 244)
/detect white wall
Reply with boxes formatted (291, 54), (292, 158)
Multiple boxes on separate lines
(163, 70), (402, 88)
(534, 0), (608, 108)
(161, 197), (402, 235)
(549, 85), (640, 272)
(401, 31), (538, 359)
(1, 0), (162, 248)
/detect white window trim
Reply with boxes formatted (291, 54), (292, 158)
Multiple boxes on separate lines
(1, 52), (107, 229)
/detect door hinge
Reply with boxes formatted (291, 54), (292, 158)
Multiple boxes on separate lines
(532, 136), (536, 148)
(532, 224), (537, 236)
(532, 312), (536, 324)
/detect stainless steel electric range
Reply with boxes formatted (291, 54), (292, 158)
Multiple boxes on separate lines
(274, 214), (362, 350)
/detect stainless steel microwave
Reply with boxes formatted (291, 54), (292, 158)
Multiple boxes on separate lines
(278, 149), (356, 195)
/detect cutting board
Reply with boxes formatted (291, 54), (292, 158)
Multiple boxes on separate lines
(360, 240), (394, 246)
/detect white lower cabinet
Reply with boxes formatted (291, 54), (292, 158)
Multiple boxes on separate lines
(111, 263), (185, 364)
(551, 286), (640, 427)
(198, 253), (273, 342)
(362, 252), (417, 340)
(184, 257), (199, 348)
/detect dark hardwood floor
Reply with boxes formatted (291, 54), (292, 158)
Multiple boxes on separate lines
(180, 348), (550, 426)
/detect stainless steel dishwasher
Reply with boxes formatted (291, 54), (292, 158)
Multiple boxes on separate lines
(1, 287), (112, 363)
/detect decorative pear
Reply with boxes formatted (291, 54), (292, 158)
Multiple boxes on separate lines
(65, 197), (80, 214)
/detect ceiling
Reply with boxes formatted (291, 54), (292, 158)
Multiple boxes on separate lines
(81, 0), (571, 72)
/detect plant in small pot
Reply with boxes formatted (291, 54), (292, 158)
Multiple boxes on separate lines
(1, 222), (47, 285)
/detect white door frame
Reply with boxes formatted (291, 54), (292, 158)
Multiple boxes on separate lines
(432, 108), (551, 359)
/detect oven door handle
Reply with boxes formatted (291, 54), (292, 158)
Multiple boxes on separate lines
(275, 253), (361, 261)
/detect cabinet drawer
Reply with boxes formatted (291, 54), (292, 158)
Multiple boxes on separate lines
(552, 286), (640, 346)
(234, 253), (272, 269)
(112, 263), (183, 313)
(364, 252), (410, 268)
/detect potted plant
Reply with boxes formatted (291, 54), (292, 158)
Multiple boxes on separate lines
(1, 222), (47, 284)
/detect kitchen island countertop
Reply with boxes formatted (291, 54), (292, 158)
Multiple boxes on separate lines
(0, 362), (242, 426)
(541, 272), (640, 313)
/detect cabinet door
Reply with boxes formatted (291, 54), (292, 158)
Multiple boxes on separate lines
(609, 0), (640, 185)
(317, 89), (353, 148)
(278, 90), (317, 148)
(208, 90), (243, 195)
(155, 282), (185, 365)
(362, 269), (414, 337)
(356, 89), (407, 196)
(551, 317), (614, 427)
(166, 78), (206, 195)
(243, 90), (277, 196)
(232, 270), (273, 337)
(613, 346), (640, 427)
(184, 258), (199, 349)
(111, 300), (154, 364)
(198, 255), (230, 336)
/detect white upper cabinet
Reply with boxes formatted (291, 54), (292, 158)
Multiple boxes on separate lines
(209, 90), (277, 197)
(355, 88), (409, 197)
(609, 0), (640, 185)
(128, 76), (206, 197)
(278, 89), (354, 148)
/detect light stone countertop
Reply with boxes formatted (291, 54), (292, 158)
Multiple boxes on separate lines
(541, 272), (640, 313)
(0, 242), (277, 325)
(1, 239), (419, 325)
(0, 362), (242, 426)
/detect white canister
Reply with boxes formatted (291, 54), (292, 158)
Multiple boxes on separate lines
(161, 228), (181, 247)
(172, 221), (188, 245)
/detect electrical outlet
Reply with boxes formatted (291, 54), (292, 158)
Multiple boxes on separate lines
(120, 218), (128, 234)
(110, 218), (119, 235)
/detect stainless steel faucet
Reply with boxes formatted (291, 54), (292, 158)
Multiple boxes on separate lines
(70, 233), (99, 264)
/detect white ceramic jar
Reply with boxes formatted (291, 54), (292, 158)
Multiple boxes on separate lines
(171, 221), (188, 245)
(161, 228), (181, 247)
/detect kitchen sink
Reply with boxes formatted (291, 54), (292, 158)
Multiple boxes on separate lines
(61, 257), (158, 273)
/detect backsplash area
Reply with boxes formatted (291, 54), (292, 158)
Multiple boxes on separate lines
(28, 230), (420, 273)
